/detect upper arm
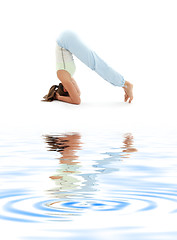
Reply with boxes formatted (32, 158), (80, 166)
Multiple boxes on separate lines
(63, 80), (81, 104)
(71, 78), (81, 96)
(57, 70), (81, 104)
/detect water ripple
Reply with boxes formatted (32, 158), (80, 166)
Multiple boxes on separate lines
(1, 131), (177, 239)
(1, 187), (177, 223)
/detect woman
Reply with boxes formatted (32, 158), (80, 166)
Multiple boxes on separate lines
(43, 31), (133, 104)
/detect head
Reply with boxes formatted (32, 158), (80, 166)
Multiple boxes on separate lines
(43, 83), (69, 102)
(58, 83), (69, 97)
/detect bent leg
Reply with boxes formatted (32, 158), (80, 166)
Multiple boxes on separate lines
(56, 31), (125, 87)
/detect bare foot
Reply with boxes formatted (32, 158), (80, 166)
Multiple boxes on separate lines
(123, 81), (133, 103)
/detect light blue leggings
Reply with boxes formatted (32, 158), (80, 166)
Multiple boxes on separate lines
(56, 31), (125, 87)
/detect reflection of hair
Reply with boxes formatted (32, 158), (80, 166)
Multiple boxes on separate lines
(42, 83), (69, 102)
(43, 135), (69, 152)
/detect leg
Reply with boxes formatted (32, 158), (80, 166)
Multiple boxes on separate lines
(56, 31), (125, 87)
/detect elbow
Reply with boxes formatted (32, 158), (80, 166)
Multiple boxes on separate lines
(73, 98), (81, 105)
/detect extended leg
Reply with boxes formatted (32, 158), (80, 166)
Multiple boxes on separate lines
(56, 31), (125, 87)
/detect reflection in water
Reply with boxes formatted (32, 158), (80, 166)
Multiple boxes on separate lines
(42, 132), (138, 216)
(121, 133), (138, 158)
(43, 133), (83, 192)
(1, 131), (177, 240)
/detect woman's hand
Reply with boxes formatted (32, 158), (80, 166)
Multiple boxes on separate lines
(55, 92), (60, 99)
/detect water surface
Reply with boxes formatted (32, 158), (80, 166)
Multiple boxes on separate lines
(0, 131), (177, 239)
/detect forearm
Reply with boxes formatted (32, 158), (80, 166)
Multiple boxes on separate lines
(56, 94), (80, 105)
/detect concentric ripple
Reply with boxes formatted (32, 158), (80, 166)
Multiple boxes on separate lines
(0, 191), (66, 222)
(1, 187), (177, 223)
(0, 190), (130, 222)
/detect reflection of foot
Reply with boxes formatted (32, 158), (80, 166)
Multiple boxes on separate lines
(50, 176), (63, 180)
(123, 148), (137, 153)
(123, 81), (133, 103)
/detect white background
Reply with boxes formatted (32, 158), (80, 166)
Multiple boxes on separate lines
(0, 0), (177, 132)
(0, 1), (177, 239)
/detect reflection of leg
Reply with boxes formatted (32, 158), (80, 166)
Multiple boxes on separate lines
(122, 133), (137, 154)
(56, 31), (125, 87)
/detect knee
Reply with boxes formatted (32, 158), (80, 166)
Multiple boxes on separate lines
(58, 30), (77, 45)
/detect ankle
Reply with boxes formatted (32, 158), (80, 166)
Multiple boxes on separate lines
(123, 81), (129, 89)
(124, 81), (133, 89)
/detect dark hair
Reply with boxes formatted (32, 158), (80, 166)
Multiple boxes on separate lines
(43, 135), (69, 152)
(42, 83), (69, 102)
(58, 83), (69, 97)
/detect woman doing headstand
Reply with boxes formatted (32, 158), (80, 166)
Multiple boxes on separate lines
(43, 31), (133, 104)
